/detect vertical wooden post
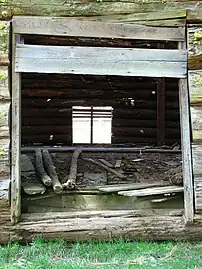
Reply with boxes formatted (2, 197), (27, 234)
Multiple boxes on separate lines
(157, 78), (166, 146)
(179, 41), (194, 223)
(11, 33), (22, 224)
(90, 106), (93, 144)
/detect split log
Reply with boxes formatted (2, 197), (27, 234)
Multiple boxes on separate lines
(42, 150), (63, 194)
(35, 149), (52, 187)
(118, 186), (183, 197)
(82, 157), (126, 179)
(63, 149), (82, 189)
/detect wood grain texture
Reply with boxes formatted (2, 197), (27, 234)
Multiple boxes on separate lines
(194, 177), (202, 211)
(15, 45), (187, 78)
(0, 66), (9, 100)
(188, 26), (202, 70)
(13, 16), (185, 41)
(11, 34), (21, 225)
(179, 42), (194, 222)
(0, 21), (9, 66)
(1, 1), (202, 22)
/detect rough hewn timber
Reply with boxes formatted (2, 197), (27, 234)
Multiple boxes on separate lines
(188, 26), (202, 70)
(0, 66), (9, 100)
(0, 21), (9, 66)
(189, 71), (202, 141)
(0, 1), (202, 22)
(3, 216), (202, 242)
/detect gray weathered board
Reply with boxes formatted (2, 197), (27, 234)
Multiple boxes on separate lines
(118, 186), (183, 197)
(15, 45), (187, 78)
(13, 17), (185, 41)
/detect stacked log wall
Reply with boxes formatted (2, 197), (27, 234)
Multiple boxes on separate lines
(188, 25), (202, 212)
(0, 20), (10, 236)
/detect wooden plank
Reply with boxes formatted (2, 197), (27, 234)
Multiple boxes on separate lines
(21, 209), (184, 222)
(118, 186), (183, 197)
(0, 21), (9, 66)
(16, 45), (187, 61)
(11, 34), (22, 225)
(179, 52), (194, 222)
(13, 17), (185, 41)
(188, 26), (202, 70)
(190, 107), (202, 142)
(98, 182), (169, 193)
(15, 45), (187, 78)
(0, 66), (9, 100)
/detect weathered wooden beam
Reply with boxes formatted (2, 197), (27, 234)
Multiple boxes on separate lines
(35, 149), (52, 187)
(179, 51), (194, 222)
(15, 45), (187, 78)
(42, 150), (63, 194)
(118, 186), (183, 197)
(0, 1), (201, 21)
(10, 216), (202, 242)
(13, 16), (185, 41)
(63, 149), (82, 190)
(11, 34), (22, 225)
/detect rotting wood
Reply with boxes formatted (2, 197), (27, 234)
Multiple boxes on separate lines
(15, 45), (187, 78)
(11, 215), (202, 243)
(42, 150), (63, 194)
(99, 159), (114, 168)
(82, 158), (126, 179)
(13, 17), (185, 41)
(63, 149), (82, 190)
(35, 149), (52, 187)
(118, 186), (183, 197)
(11, 34), (21, 225)
(97, 181), (169, 193)
(21, 209), (184, 222)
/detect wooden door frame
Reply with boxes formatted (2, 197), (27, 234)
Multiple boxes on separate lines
(11, 16), (194, 224)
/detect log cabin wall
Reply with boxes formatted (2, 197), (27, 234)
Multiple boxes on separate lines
(0, 0), (201, 242)
(188, 25), (202, 213)
(0, 19), (10, 239)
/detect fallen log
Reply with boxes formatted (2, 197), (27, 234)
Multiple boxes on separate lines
(82, 157), (126, 179)
(42, 150), (63, 194)
(35, 149), (52, 187)
(63, 149), (82, 189)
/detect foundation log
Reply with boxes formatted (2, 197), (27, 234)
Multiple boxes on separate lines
(42, 150), (63, 194)
(35, 149), (52, 187)
(63, 149), (82, 190)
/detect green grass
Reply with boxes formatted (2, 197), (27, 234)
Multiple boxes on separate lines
(0, 239), (202, 269)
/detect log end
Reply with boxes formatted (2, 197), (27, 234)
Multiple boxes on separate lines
(63, 182), (76, 190)
(53, 185), (63, 194)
